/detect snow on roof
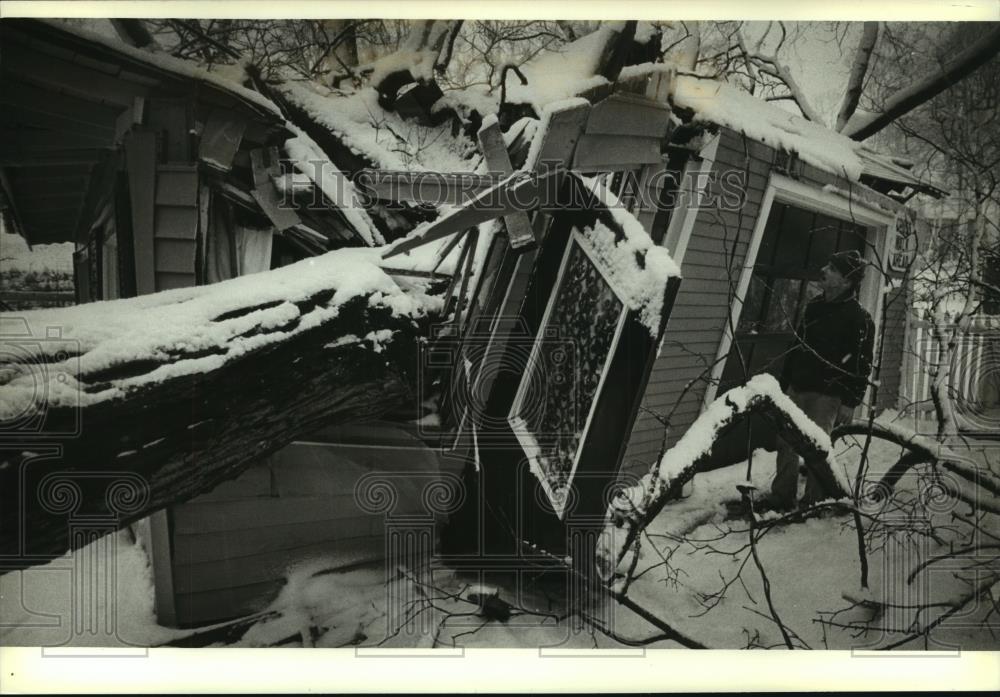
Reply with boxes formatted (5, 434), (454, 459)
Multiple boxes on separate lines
(279, 80), (477, 173)
(283, 125), (385, 246)
(36, 19), (282, 117)
(504, 25), (620, 112)
(671, 75), (865, 181)
(580, 176), (681, 337)
(0, 247), (440, 419)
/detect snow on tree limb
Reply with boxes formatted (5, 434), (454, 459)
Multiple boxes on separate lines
(598, 374), (852, 578)
(831, 419), (1000, 506)
(844, 24), (1000, 141)
(735, 27), (823, 125)
(0, 248), (441, 569)
(835, 22), (879, 133)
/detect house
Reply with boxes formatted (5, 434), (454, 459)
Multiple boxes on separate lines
(0, 19), (416, 628)
(0, 19), (383, 305)
(0, 19), (948, 630)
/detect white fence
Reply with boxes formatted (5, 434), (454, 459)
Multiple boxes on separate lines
(901, 314), (1000, 428)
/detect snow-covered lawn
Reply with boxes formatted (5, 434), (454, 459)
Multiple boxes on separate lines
(2, 415), (997, 650)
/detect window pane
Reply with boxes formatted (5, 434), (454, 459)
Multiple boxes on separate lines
(738, 274), (768, 333)
(511, 242), (624, 507)
(806, 213), (841, 272)
(755, 202), (787, 268)
(769, 205), (813, 273)
(838, 223), (868, 255)
(762, 277), (803, 332)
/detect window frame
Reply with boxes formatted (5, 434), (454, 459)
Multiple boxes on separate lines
(507, 229), (629, 519)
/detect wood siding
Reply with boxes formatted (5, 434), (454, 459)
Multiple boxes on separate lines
(160, 424), (453, 627)
(153, 164), (198, 291)
(621, 127), (859, 475)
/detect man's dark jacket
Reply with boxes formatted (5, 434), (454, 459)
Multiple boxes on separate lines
(780, 291), (875, 407)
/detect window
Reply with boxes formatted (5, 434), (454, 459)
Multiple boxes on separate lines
(508, 234), (626, 517)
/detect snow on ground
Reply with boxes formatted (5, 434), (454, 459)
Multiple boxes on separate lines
(0, 530), (187, 647)
(617, 422), (999, 650)
(1, 232), (74, 275)
(4, 413), (995, 649)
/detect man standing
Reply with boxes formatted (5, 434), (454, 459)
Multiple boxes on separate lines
(771, 250), (876, 510)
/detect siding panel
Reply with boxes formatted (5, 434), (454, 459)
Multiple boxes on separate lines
(624, 127), (773, 470)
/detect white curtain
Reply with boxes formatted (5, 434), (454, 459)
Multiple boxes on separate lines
(206, 195), (273, 282)
(234, 227), (273, 276)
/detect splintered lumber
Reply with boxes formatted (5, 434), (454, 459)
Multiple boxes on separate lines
(0, 249), (439, 570)
(476, 117), (535, 249)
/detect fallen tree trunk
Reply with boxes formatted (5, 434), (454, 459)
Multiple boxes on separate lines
(0, 251), (438, 570)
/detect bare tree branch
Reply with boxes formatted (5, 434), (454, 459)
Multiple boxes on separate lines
(845, 23), (1000, 140)
(836, 22), (880, 132)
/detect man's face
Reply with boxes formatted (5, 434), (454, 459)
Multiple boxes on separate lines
(819, 263), (851, 297)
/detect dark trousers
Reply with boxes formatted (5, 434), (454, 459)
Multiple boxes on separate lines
(771, 386), (843, 508)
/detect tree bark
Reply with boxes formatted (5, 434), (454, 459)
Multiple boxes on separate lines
(835, 22), (879, 133)
(844, 24), (1000, 141)
(0, 293), (429, 571)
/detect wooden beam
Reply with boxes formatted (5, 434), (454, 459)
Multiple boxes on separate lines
(477, 118), (535, 250)
(382, 169), (564, 259)
(526, 102), (591, 169)
(250, 147), (301, 231)
(125, 131), (157, 295)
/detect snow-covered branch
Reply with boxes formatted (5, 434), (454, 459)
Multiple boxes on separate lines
(600, 374), (852, 578)
(835, 22), (879, 133)
(735, 26), (823, 124)
(0, 249), (441, 569)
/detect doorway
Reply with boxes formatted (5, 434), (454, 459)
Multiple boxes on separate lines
(718, 200), (871, 393)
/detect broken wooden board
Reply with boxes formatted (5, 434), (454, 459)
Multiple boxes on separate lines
(381, 169), (564, 259)
(250, 147), (301, 231)
(572, 134), (663, 172)
(583, 93), (671, 139)
(198, 109), (247, 171)
(477, 118), (535, 250)
(525, 101), (591, 170)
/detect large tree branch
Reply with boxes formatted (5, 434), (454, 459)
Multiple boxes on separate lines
(845, 24), (1000, 141)
(836, 22), (879, 132)
(600, 374), (851, 578)
(735, 27), (823, 123)
(1, 256), (437, 570)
